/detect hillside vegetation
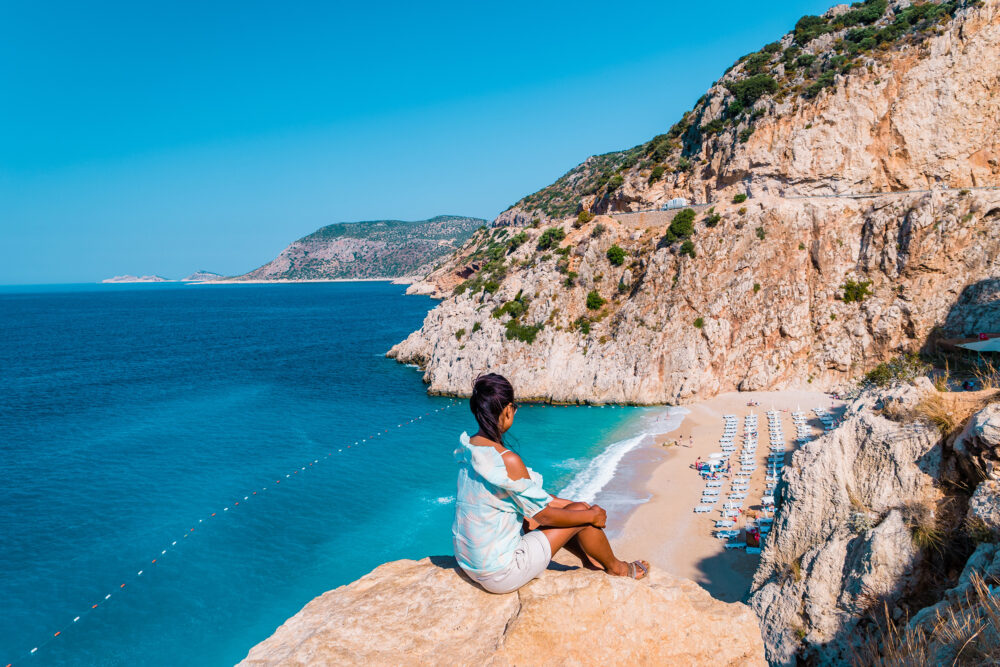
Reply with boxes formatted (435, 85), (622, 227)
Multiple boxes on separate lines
(235, 215), (486, 281)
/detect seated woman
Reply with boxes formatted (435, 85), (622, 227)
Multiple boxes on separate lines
(452, 372), (649, 594)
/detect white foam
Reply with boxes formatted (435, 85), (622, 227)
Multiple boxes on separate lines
(433, 495), (455, 505)
(558, 406), (689, 504)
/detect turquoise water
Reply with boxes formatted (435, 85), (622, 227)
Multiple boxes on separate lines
(0, 282), (665, 666)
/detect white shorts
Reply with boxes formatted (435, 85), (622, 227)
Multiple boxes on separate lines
(471, 531), (552, 594)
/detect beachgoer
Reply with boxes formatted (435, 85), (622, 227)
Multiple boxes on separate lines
(453, 373), (650, 594)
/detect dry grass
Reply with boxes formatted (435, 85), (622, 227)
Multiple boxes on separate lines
(914, 390), (1000, 437)
(934, 360), (952, 393)
(778, 557), (804, 585)
(900, 500), (945, 553)
(973, 359), (999, 392)
(854, 573), (1000, 666)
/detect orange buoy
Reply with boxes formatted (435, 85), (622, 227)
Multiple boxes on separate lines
(54, 631), (60, 637)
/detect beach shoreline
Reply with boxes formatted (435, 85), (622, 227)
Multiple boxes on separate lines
(597, 390), (843, 602)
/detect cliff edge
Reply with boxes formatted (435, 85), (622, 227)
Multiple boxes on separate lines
(239, 556), (766, 666)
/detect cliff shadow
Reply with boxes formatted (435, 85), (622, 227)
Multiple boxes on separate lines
(689, 548), (758, 603)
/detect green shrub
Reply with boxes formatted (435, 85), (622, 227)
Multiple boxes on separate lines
(606, 244), (626, 266)
(536, 226), (566, 250)
(574, 316), (591, 335)
(606, 173), (624, 191)
(563, 271), (578, 288)
(863, 353), (929, 387)
(455, 328), (466, 340)
(693, 317), (705, 329)
(483, 280), (500, 294)
(702, 118), (725, 135)
(577, 210), (595, 225)
(794, 15), (830, 44)
(763, 41), (782, 54)
(739, 128), (754, 143)
(507, 231), (529, 252)
(658, 208), (696, 248)
(804, 70), (836, 99)
(680, 240), (696, 258)
(675, 156), (691, 172)
(704, 207), (721, 227)
(591, 223), (606, 238)
(831, 0), (887, 28)
(725, 74), (778, 107)
(753, 282), (761, 293)
(743, 52), (771, 75)
(782, 46), (802, 66)
(472, 321), (481, 333)
(648, 164), (666, 185)
(755, 226), (766, 240)
(795, 53), (817, 69)
(504, 319), (543, 344)
(586, 290), (606, 310)
(842, 278), (873, 303)
(492, 291), (528, 319)
(732, 193), (748, 204)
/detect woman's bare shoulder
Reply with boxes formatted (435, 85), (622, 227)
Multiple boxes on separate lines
(501, 450), (530, 481)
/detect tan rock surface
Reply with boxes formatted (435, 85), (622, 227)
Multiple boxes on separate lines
(239, 556), (766, 666)
(391, 0), (1000, 405)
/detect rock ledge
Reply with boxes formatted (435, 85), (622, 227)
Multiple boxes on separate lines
(240, 556), (766, 666)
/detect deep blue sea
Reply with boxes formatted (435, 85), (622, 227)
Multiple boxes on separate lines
(0, 282), (679, 666)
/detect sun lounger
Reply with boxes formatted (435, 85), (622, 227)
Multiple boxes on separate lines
(723, 501), (742, 509)
(694, 506), (713, 513)
(703, 488), (720, 495)
(724, 541), (747, 550)
(705, 481), (723, 488)
(729, 492), (747, 499)
(715, 520), (736, 528)
(746, 547), (761, 555)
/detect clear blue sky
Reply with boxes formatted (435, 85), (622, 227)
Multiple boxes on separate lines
(0, 0), (831, 283)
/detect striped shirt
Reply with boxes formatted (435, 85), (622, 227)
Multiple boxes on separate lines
(452, 431), (554, 576)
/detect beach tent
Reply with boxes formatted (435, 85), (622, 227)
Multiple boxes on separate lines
(958, 339), (1000, 353)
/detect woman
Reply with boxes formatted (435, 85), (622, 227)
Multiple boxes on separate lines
(452, 372), (649, 594)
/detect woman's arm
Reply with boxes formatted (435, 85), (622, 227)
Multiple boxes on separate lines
(500, 453), (601, 528)
(524, 496), (589, 530)
(532, 503), (603, 528)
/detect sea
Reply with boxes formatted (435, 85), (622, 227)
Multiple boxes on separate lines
(0, 282), (685, 666)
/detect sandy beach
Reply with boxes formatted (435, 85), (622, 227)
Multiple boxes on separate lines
(610, 390), (844, 602)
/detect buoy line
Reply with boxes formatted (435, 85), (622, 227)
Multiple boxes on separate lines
(6, 399), (460, 665)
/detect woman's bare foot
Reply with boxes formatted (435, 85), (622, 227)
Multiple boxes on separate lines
(608, 559), (650, 580)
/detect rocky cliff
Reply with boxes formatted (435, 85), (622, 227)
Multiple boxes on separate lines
(239, 556), (766, 666)
(389, 0), (1000, 405)
(749, 382), (1000, 664)
(234, 215), (485, 281)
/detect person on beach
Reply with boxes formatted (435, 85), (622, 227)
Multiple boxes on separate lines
(452, 372), (650, 594)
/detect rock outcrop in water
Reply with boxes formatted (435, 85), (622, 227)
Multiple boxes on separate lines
(749, 382), (1000, 664)
(239, 556), (766, 666)
(389, 0), (1000, 404)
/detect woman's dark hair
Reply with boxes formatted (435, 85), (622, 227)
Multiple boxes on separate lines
(470, 372), (515, 447)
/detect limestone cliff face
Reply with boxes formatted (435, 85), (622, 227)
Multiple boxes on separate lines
(391, 190), (1000, 404)
(389, 0), (1000, 405)
(239, 556), (766, 666)
(749, 384), (1000, 665)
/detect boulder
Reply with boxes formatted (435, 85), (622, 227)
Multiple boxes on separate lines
(239, 556), (766, 666)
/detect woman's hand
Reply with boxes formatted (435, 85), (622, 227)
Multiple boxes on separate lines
(589, 505), (607, 528)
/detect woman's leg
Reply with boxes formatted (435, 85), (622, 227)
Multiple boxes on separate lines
(536, 503), (645, 578)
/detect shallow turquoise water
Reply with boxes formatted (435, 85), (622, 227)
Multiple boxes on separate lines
(0, 282), (662, 666)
